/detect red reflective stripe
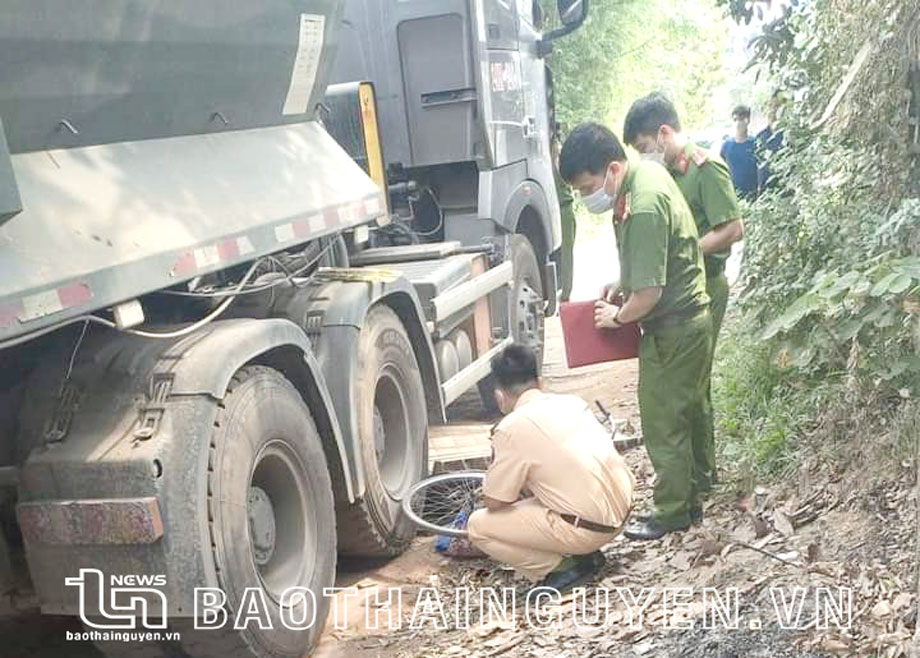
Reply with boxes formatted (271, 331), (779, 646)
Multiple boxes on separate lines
(293, 218), (312, 239)
(0, 303), (22, 329)
(173, 252), (197, 276)
(217, 239), (240, 261)
(57, 282), (92, 308)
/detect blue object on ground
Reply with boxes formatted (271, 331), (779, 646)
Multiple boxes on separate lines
(435, 509), (470, 553)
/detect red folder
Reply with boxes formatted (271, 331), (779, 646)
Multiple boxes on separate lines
(559, 301), (641, 368)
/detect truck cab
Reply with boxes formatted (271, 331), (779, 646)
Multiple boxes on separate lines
(328, 0), (586, 350)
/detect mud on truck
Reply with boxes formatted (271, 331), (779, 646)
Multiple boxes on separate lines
(0, 0), (587, 656)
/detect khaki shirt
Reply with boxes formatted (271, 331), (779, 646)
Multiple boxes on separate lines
(670, 142), (741, 279)
(612, 157), (710, 326)
(482, 389), (635, 527)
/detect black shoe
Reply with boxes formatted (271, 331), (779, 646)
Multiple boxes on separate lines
(624, 518), (689, 541)
(531, 554), (602, 596)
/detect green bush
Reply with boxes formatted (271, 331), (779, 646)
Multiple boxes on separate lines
(713, 0), (919, 475)
(713, 317), (836, 478)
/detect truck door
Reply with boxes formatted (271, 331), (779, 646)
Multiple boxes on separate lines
(473, 0), (528, 167)
(516, 0), (562, 249)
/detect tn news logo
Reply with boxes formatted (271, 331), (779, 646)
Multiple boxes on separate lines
(65, 568), (168, 630)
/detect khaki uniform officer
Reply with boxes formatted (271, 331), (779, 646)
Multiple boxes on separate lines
(559, 122), (713, 540)
(623, 93), (744, 491)
(467, 345), (634, 588)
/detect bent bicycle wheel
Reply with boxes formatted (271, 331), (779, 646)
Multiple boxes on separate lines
(400, 471), (486, 538)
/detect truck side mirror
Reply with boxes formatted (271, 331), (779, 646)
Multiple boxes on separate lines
(537, 0), (589, 56)
(557, 0), (585, 26)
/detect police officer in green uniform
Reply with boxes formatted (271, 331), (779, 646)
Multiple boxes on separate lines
(552, 132), (578, 301)
(624, 93), (744, 491)
(559, 122), (713, 540)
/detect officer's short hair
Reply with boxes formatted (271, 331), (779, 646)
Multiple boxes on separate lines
(623, 93), (682, 146)
(732, 104), (751, 120)
(491, 343), (539, 395)
(559, 123), (627, 183)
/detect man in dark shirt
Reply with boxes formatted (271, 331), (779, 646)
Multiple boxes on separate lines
(756, 93), (785, 193)
(720, 105), (758, 200)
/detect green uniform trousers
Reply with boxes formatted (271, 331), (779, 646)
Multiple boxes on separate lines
(559, 201), (576, 301)
(707, 272), (729, 343)
(694, 272), (729, 492)
(638, 310), (714, 527)
(558, 189), (576, 301)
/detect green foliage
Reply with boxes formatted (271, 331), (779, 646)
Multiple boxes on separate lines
(715, 0), (920, 477)
(737, 0), (920, 389)
(545, 0), (732, 139)
(713, 326), (811, 476)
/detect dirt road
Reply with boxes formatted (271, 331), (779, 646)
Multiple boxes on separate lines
(310, 239), (915, 658)
(311, 311), (916, 658)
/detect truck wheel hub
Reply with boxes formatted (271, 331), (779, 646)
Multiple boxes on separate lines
(515, 282), (542, 348)
(248, 485), (277, 565)
(372, 369), (411, 498)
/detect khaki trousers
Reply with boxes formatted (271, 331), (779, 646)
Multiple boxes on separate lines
(467, 498), (620, 581)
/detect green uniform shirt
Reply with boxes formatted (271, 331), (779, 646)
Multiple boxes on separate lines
(670, 142), (741, 278)
(613, 158), (709, 325)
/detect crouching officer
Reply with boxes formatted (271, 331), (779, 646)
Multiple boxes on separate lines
(623, 93), (745, 491)
(559, 123), (713, 540)
(467, 344), (634, 591)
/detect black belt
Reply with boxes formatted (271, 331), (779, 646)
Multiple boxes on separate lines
(559, 513), (619, 534)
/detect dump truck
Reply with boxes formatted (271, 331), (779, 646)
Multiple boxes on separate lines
(0, 0), (587, 656)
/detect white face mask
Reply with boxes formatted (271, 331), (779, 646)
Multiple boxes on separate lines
(581, 168), (614, 214)
(641, 128), (667, 164)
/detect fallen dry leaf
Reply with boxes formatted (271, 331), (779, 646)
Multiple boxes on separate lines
(573, 624), (606, 640)
(773, 511), (795, 536)
(669, 551), (693, 571)
(871, 600), (892, 619)
(892, 592), (912, 611)
(821, 637), (850, 653)
(876, 631), (910, 646)
(483, 630), (520, 649)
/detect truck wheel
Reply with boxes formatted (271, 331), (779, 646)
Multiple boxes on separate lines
(92, 366), (336, 658)
(337, 305), (428, 557)
(478, 235), (546, 412)
(508, 234), (546, 359)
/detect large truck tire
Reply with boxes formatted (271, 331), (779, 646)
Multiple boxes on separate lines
(92, 366), (336, 658)
(337, 305), (428, 557)
(478, 234), (546, 412)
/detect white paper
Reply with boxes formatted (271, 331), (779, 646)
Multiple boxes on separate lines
(282, 14), (326, 116)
